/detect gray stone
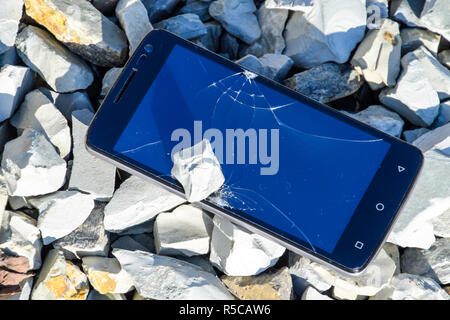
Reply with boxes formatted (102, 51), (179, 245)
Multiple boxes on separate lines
(116, 0), (153, 54)
(175, 255), (216, 274)
(154, 14), (207, 40)
(113, 248), (234, 299)
(10, 89), (71, 158)
(24, 0), (129, 67)
(104, 175), (185, 232)
(0, 64), (35, 123)
(265, 0), (313, 12)
(284, 63), (364, 104)
(390, 0), (424, 27)
(129, 233), (155, 252)
(111, 235), (151, 252)
(68, 109), (116, 201)
(431, 208), (450, 237)
(15, 26), (94, 93)
(284, 0), (366, 68)
(419, 0), (450, 41)
(141, 0), (181, 23)
(53, 202), (110, 259)
(8, 196), (31, 211)
(301, 286), (333, 300)
(401, 28), (441, 57)
(101, 67), (123, 98)
(236, 54), (293, 82)
(179, 0), (211, 21)
(401, 238), (450, 285)
(439, 50), (450, 68)
(351, 19), (402, 90)
(0, 47), (20, 67)
(0, 0), (23, 55)
(116, 219), (154, 236)
(342, 105), (404, 138)
(209, 0), (261, 44)
(220, 33), (239, 60)
(403, 128), (430, 143)
(193, 21), (222, 52)
(1, 129), (66, 197)
(288, 252), (332, 294)
(91, 0), (120, 16)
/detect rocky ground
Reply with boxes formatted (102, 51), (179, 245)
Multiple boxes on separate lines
(0, 0), (449, 300)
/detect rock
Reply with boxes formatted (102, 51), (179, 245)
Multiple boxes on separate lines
(24, 0), (129, 67)
(431, 100), (450, 129)
(10, 89), (71, 158)
(141, 0), (181, 23)
(419, 0), (450, 41)
(101, 67), (123, 98)
(0, 121), (14, 157)
(154, 204), (213, 257)
(91, 0), (120, 16)
(1, 129), (66, 197)
(351, 19), (402, 90)
(301, 286), (333, 300)
(413, 122), (450, 152)
(0, 0), (23, 55)
(0, 249), (30, 273)
(431, 208), (450, 237)
(236, 54), (264, 74)
(439, 50), (450, 68)
(0, 268), (32, 288)
(284, 63), (363, 104)
(383, 242), (401, 275)
(220, 33), (239, 60)
(171, 139), (225, 203)
(53, 202), (110, 259)
(373, 273), (449, 300)
(209, 0), (261, 44)
(116, 220), (155, 236)
(0, 211), (42, 270)
(29, 191), (95, 245)
(104, 175), (185, 232)
(0, 47), (20, 67)
(154, 14), (207, 40)
(87, 290), (126, 300)
(116, 0), (153, 54)
(265, 0), (313, 11)
(284, 0), (366, 68)
(31, 249), (89, 300)
(389, 0), (422, 27)
(69, 109), (116, 201)
(4, 277), (34, 300)
(193, 21), (222, 52)
(82, 256), (134, 294)
(403, 128), (430, 143)
(111, 235), (151, 252)
(209, 215), (285, 276)
(288, 252), (332, 294)
(15, 26), (94, 93)
(175, 255), (216, 274)
(379, 49), (441, 127)
(401, 238), (450, 285)
(221, 267), (293, 300)
(0, 65), (35, 123)
(239, 1), (289, 57)
(342, 105), (404, 138)
(113, 248), (234, 299)
(179, 0), (211, 21)
(401, 28), (441, 57)
(237, 54), (293, 82)
(8, 196), (31, 211)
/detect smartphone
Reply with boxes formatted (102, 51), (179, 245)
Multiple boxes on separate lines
(86, 29), (423, 276)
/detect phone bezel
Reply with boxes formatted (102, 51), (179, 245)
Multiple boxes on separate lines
(86, 29), (423, 275)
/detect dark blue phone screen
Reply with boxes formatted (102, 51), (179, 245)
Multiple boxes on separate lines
(113, 44), (391, 253)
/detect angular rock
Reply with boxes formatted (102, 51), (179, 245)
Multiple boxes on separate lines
(116, 0), (153, 54)
(1, 129), (66, 197)
(419, 0), (450, 41)
(431, 100), (450, 129)
(113, 248), (234, 299)
(24, 0), (129, 67)
(222, 267), (293, 300)
(171, 139), (225, 203)
(15, 26), (94, 93)
(101, 67), (123, 98)
(154, 14), (207, 40)
(175, 255), (216, 274)
(82, 256), (134, 294)
(11, 89), (71, 158)
(193, 21), (222, 52)
(431, 208), (450, 238)
(53, 202), (109, 259)
(403, 128), (430, 143)
(116, 220), (154, 236)
(111, 235), (151, 252)
(69, 109), (116, 201)
(413, 122), (450, 152)
(342, 105), (404, 138)
(439, 50), (450, 68)
(91, 0), (120, 16)
(209, 0), (261, 44)
(29, 191), (95, 245)
(179, 0), (211, 21)
(284, 0), (366, 68)
(210, 215), (285, 276)
(389, 0), (424, 27)
(288, 252), (332, 294)
(0, 0), (23, 55)
(237, 54), (293, 82)
(0, 249), (30, 274)
(301, 286), (333, 300)
(154, 204), (213, 257)
(0, 267), (32, 287)
(104, 175), (185, 232)
(31, 249), (89, 300)
(401, 28), (441, 57)
(401, 238), (450, 285)
(0, 47), (20, 67)
(141, 0), (181, 23)
(220, 33), (239, 60)
(284, 63), (364, 104)
(351, 19), (402, 90)
(265, 0), (314, 12)
(383, 242), (401, 275)
(0, 211), (42, 270)
(4, 277), (34, 300)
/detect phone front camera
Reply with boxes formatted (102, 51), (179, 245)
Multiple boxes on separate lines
(144, 44), (153, 53)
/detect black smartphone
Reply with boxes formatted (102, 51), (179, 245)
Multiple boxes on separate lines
(86, 29), (423, 276)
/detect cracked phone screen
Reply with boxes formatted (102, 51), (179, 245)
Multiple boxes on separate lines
(113, 44), (391, 254)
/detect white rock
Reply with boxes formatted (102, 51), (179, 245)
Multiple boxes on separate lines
(301, 286), (333, 300)
(419, 0), (450, 41)
(288, 253), (332, 293)
(171, 139), (225, 203)
(439, 50), (450, 68)
(0, 210), (42, 270)
(383, 242), (401, 275)
(101, 67), (122, 98)
(265, 0), (314, 12)
(0, 64), (35, 123)
(82, 256), (134, 294)
(113, 248), (234, 299)
(1, 129), (67, 197)
(10, 89), (71, 158)
(351, 19), (402, 90)
(259, 54), (293, 82)
(154, 13), (207, 40)
(116, 0), (153, 54)
(111, 235), (151, 252)
(69, 109), (116, 201)
(104, 175), (185, 233)
(284, 0), (366, 68)
(431, 100), (450, 129)
(403, 128), (430, 143)
(342, 105), (404, 138)
(431, 208), (450, 238)
(15, 26), (94, 93)
(0, 0), (23, 54)
(29, 191), (95, 245)
(154, 204), (213, 257)
(401, 28), (441, 57)
(413, 122), (450, 152)
(209, 215), (285, 276)
(390, 0), (423, 27)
